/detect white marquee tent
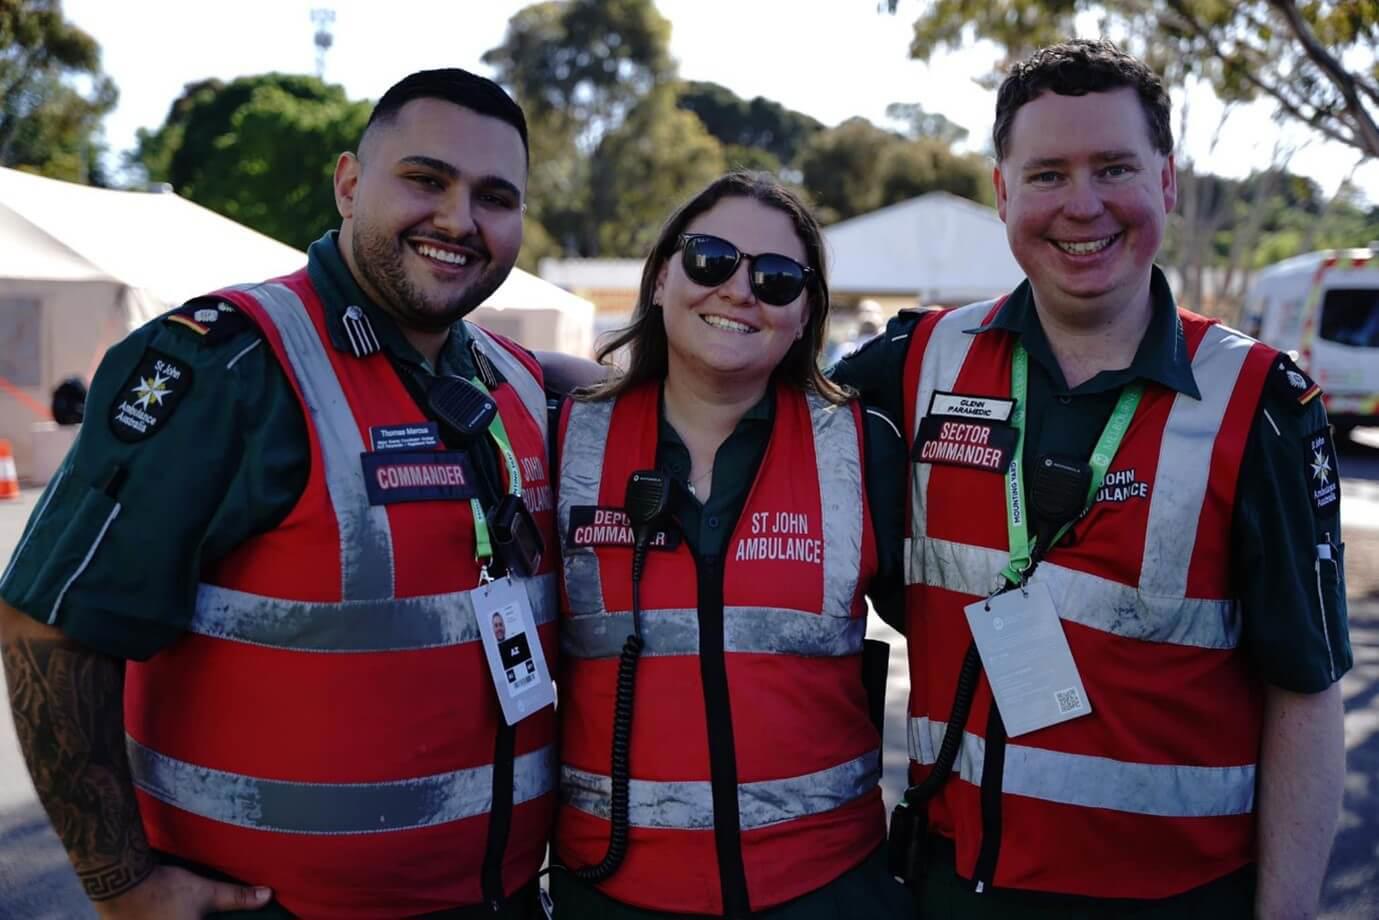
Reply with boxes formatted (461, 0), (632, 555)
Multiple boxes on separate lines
(0, 167), (593, 480)
(823, 191), (1026, 305)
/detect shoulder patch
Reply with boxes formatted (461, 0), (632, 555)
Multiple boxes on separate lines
(164, 299), (254, 346)
(109, 348), (193, 443)
(1267, 354), (1322, 410)
(1304, 426), (1340, 517)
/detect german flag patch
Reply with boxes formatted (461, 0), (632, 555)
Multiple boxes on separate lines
(163, 298), (253, 346)
(1267, 353), (1322, 410)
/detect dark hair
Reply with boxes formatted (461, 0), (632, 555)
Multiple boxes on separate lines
(588, 171), (848, 405)
(365, 68), (528, 157)
(993, 39), (1172, 162)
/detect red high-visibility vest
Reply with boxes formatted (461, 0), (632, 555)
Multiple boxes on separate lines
(125, 269), (558, 919)
(555, 381), (884, 914)
(901, 299), (1274, 898)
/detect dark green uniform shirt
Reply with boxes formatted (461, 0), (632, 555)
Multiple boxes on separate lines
(832, 267), (1352, 693)
(0, 231), (504, 660)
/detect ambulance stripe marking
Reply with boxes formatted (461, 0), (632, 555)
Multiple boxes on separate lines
(909, 717), (1253, 818)
(558, 399), (614, 618)
(908, 536), (1240, 648)
(907, 301), (990, 568)
(561, 748), (879, 830)
(812, 393), (863, 622)
(128, 738), (555, 835)
(190, 573), (556, 652)
(562, 606), (866, 659)
(247, 282), (394, 601)
(1139, 324), (1252, 599)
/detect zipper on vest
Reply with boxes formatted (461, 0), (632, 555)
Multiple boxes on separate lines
(481, 721), (517, 910)
(696, 553), (751, 919)
(971, 706), (1007, 891)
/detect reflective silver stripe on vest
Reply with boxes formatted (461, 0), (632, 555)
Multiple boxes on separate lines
(561, 748), (879, 831)
(905, 302), (991, 577)
(908, 717), (1253, 818)
(562, 605), (866, 659)
(811, 393), (864, 620)
(239, 282), (394, 601)
(128, 736), (556, 835)
(908, 537), (1240, 649)
(1138, 323), (1253, 598)
(558, 399), (614, 618)
(468, 323), (548, 444)
(189, 573), (557, 652)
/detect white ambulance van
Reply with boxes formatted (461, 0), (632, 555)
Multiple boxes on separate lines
(1242, 247), (1379, 435)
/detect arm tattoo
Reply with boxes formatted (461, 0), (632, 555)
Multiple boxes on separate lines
(1, 637), (155, 900)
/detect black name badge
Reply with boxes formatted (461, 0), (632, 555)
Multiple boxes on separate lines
(912, 415), (1017, 473)
(566, 505), (681, 550)
(362, 450), (478, 505)
(370, 422), (441, 452)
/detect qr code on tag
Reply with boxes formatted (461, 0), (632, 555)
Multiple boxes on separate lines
(1055, 687), (1084, 715)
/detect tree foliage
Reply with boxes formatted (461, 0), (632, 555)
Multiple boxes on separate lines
(590, 88), (726, 257)
(799, 117), (990, 223)
(0, 0), (117, 183)
(483, 0), (675, 155)
(132, 74), (369, 250)
(888, 0), (1379, 159)
(677, 80), (824, 165)
(484, 0), (682, 255)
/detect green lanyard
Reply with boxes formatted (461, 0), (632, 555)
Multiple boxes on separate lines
(1001, 344), (1143, 587)
(467, 377), (522, 572)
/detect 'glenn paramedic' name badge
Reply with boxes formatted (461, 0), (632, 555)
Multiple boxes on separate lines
(963, 582), (1091, 737)
(475, 577), (555, 725)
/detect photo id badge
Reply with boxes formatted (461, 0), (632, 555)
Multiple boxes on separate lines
(963, 582), (1091, 737)
(475, 577), (555, 725)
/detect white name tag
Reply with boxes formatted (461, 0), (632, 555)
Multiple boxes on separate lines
(963, 582), (1091, 737)
(930, 391), (1015, 422)
(474, 577), (556, 725)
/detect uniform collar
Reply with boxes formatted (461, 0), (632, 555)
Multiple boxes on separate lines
(970, 265), (1200, 399)
(306, 231), (475, 378)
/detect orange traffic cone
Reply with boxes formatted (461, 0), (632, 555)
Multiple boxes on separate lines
(0, 440), (19, 500)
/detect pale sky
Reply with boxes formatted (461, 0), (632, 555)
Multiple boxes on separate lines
(65, 0), (1379, 204)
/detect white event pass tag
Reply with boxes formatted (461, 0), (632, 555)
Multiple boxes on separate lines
(474, 577), (555, 725)
(963, 581), (1091, 737)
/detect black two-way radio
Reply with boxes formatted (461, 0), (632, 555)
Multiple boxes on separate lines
(573, 469), (673, 882)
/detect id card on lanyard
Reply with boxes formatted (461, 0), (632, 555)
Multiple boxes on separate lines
(965, 343), (1142, 737)
(467, 377), (554, 724)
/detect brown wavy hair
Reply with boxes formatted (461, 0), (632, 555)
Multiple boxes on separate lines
(586, 170), (848, 405)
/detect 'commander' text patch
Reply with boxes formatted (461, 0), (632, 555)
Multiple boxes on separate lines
(362, 450), (477, 505)
(567, 506), (681, 551)
(912, 415), (1016, 473)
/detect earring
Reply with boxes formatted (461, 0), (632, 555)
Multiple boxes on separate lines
(795, 328), (805, 341)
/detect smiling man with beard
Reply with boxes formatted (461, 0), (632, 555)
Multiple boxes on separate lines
(0, 69), (559, 919)
(835, 40), (1350, 919)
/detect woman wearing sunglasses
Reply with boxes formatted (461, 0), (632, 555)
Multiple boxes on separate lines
(551, 171), (909, 919)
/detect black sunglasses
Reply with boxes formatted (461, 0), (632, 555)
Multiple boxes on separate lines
(676, 233), (814, 306)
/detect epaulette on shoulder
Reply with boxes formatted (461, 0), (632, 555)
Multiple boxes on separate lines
(1266, 352), (1323, 411)
(163, 298), (255, 346)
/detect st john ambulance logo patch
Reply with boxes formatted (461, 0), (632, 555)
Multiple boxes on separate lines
(1305, 426), (1339, 516)
(109, 349), (192, 442)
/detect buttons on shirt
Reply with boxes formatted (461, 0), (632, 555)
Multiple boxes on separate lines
(707, 516), (720, 529)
